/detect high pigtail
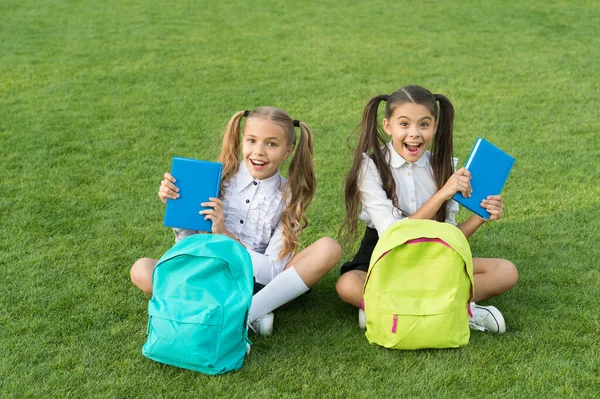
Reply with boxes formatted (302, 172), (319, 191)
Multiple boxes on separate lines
(217, 110), (246, 193)
(279, 121), (316, 259)
(341, 94), (398, 244)
(430, 93), (455, 222)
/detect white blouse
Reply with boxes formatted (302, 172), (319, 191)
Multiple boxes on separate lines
(358, 142), (459, 236)
(174, 162), (290, 285)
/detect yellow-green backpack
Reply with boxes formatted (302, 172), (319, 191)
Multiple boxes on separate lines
(363, 219), (474, 350)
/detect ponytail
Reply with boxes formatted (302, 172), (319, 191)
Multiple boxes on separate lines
(217, 110), (246, 193)
(279, 121), (316, 259)
(341, 94), (399, 243)
(430, 93), (455, 223)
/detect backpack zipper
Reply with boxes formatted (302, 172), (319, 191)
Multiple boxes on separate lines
(391, 314), (398, 333)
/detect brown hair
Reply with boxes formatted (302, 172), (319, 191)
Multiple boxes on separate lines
(341, 85), (455, 243)
(218, 107), (316, 259)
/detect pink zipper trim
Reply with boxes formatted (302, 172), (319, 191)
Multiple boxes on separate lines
(406, 237), (452, 249)
(391, 314), (398, 333)
(362, 250), (391, 290)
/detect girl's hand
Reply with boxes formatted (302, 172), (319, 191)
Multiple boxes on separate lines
(200, 197), (228, 235)
(439, 168), (472, 200)
(481, 195), (504, 221)
(158, 172), (180, 204)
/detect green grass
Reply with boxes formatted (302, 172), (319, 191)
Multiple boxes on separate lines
(1, 0), (599, 397)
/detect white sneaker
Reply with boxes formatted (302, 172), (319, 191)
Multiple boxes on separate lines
(469, 303), (506, 333)
(249, 312), (274, 336)
(358, 308), (366, 329)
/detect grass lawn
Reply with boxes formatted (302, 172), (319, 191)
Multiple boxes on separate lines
(1, 0), (599, 397)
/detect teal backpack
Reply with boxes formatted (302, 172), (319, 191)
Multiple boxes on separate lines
(363, 219), (474, 350)
(142, 234), (254, 374)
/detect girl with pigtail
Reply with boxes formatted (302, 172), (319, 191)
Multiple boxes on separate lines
(336, 85), (518, 333)
(131, 107), (341, 335)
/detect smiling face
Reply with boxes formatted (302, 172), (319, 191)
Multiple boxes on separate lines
(242, 117), (294, 180)
(383, 102), (438, 163)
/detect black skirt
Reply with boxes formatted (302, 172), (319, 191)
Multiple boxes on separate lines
(340, 226), (380, 274)
(253, 279), (266, 294)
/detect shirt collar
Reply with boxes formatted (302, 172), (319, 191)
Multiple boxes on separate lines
(386, 141), (429, 168)
(235, 162), (282, 196)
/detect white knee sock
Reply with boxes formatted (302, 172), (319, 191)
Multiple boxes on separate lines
(249, 266), (309, 321)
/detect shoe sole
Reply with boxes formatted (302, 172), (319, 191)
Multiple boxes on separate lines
(358, 309), (366, 330)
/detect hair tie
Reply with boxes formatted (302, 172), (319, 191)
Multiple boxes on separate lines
(243, 110), (250, 117)
(293, 120), (300, 127)
(382, 94), (390, 101)
(433, 94), (440, 101)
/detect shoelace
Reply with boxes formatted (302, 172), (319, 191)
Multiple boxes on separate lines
(468, 314), (489, 331)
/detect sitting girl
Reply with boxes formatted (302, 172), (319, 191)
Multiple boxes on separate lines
(131, 107), (341, 335)
(336, 85), (518, 333)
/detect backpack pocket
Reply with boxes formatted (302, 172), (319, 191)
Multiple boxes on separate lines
(143, 305), (223, 371)
(366, 292), (467, 350)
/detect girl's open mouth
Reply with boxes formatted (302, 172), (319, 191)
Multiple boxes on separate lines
(251, 159), (267, 168)
(404, 143), (422, 155)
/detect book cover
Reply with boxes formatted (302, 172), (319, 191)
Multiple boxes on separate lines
(163, 157), (223, 232)
(452, 138), (515, 220)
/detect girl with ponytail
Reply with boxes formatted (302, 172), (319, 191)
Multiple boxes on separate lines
(337, 85), (517, 334)
(131, 107), (341, 335)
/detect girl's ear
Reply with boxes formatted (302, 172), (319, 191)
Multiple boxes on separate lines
(434, 121), (439, 134)
(382, 118), (392, 136)
(284, 144), (295, 160)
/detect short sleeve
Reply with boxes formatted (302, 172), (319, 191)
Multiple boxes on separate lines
(445, 199), (459, 225)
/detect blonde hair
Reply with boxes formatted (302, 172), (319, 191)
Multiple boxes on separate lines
(218, 107), (316, 259)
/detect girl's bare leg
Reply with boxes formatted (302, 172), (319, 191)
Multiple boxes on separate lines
(130, 258), (158, 296)
(472, 258), (518, 302)
(335, 270), (367, 308)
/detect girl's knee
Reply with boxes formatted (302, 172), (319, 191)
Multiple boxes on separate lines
(130, 259), (143, 285)
(130, 258), (153, 286)
(315, 237), (343, 264)
(335, 274), (353, 299)
(501, 259), (519, 289)
(491, 259), (518, 294)
(325, 237), (343, 262)
(335, 273), (363, 306)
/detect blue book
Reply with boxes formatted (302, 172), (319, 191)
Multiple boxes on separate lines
(163, 157), (223, 232)
(452, 138), (515, 220)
